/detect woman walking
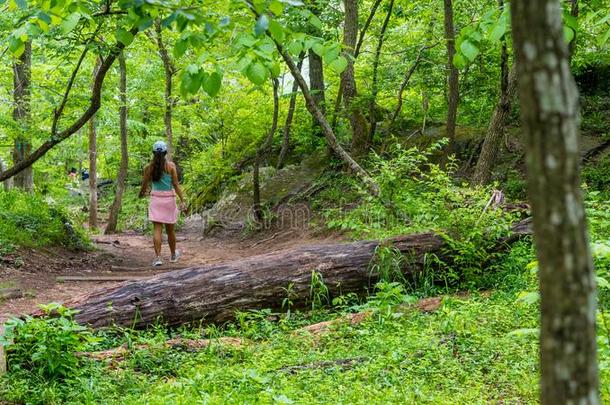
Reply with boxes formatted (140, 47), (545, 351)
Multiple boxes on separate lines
(139, 140), (186, 266)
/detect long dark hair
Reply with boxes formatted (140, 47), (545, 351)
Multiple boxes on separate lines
(151, 151), (167, 182)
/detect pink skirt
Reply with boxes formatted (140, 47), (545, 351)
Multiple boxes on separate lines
(149, 191), (179, 224)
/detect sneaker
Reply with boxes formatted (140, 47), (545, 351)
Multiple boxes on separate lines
(170, 250), (181, 263)
(152, 257), (163, 267)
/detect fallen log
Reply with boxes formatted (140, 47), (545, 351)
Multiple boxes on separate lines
(66, 233), (444, 328)
(62, 220), (531, 329)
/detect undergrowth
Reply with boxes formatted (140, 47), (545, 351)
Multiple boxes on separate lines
(0, 190), (90, 255)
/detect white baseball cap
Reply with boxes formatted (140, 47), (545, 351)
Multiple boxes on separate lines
(153, 140), (168, 153)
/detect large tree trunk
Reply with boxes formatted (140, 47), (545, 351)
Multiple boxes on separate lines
(67, 233), (445, 328)
(278, 56), (304, 170)
(342, 0), (369, 157)
(105, 53), (129, 234)
(511, 0), (599, 403)
(308, 51), (326, 117)
(253, 79), (280, 222)
(368, 0), (395, 144)
(12, 41), (33, 192)
(151, 20), (176, 159)
(443, 0), (459, 149)
(88, 58), (102, 229)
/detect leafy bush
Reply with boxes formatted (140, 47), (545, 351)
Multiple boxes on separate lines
(322, 141), (517, 287)
(0, 190), (89, 252)
(0, 304), (94, 381)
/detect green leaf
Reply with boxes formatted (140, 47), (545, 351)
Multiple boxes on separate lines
(61, 12), (80, 34)
(246, 61), (269, 85)
(115, 28), (134, 46)
(507, 328), (539, 337)
(9, 37), (25, 58)
(255, 14), (270, 36)
(564, 26), (575, 44)
(598, 27), (610, 46)
(515, 291), (539, 305)
(309, 14), (323, 30)
(460, 40), (479, 62)
(174, 38), (189, 58)
(452, 53), (467, 69)
(488, 20), (507, 42)
(269, 62), (281, 77)
(312, 42), (325, 57)
(328, 56), (348, 74)
(14, 0), (27, 10)
(287, 41), (303, 56)
(203, 71), (222, 97)
(268, 20), (284, 42)
(269, 0), (284, 15)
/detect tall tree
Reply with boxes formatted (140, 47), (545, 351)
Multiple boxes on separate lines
(278, 56), (304, 170)
(368, 0), (395, 143)
(511, 0), (600, 403)
(12, 41), (33, 192)
(253, 79), (280, 222)
(342, 0), (369, 157)
(308, 2), (326, 120)
(105, 52), (129, 235)
(149, 20), (176, 158)
(88, 58), (102, 229)
(443, 0), (459, 148)
(472, 0), (515, 184)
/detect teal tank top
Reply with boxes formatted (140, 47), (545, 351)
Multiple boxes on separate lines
(152, 172), (173, 191)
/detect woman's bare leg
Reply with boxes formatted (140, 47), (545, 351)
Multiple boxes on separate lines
(153, 222), (163, 257)
(165, 223), (176, 256)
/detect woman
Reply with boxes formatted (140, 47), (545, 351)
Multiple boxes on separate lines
(139, 140), (186, 266)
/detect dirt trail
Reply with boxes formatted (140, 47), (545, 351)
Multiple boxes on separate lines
(0, 220), (340, 324)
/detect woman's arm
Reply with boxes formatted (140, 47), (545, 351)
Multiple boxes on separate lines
(138, 166), (151, 198)
(169, 163), (186, 207)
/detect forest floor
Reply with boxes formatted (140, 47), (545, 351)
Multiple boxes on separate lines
(0, 218), (341, 323)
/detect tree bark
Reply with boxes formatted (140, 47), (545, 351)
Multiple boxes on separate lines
(332, 0), (383, 129)
(368, 0), (395, 143)
(12, 41), (33, 192)
(308, 51), (326, 117)
(60, 218), (532, 328)
(105, 52), (129, 235)
(278, 57), (304, 170)
(568, 0), (579, 61)
(66, 233), (445, 328)
(443, 0), (459, 149)
(511, 0), (600, 403)
(150, 20), (176, 159)
(472, 11), (517, 186)
(88, 58), (102, 229)
(342, 0), (369, 157)
(253, 79), (280, 222)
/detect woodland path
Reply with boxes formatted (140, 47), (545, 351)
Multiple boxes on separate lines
(0, 219), (340, 324)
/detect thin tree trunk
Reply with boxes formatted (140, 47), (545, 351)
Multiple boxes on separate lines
(444, 0), (459, 149)
(89, 58), (102, 229)
(105, 53), (129, 234)
(388, 46), (427, 131)
(278, 57), (304, 169)
(253, 79), (280, 221)
(368, 0), (395, 143)
(150, 20), (176, 159)
(472, 67), (517, 184)
(332, 0), (383, 129)
(12, 41), (33, 192)
(511, 0), (599, 403)
(342, 0), (369, 157)
(472, 2), (515, 185)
